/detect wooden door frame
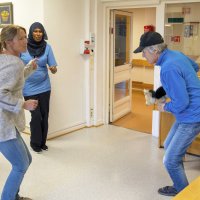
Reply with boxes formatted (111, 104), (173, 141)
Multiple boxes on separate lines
(102, 2), (159, 127)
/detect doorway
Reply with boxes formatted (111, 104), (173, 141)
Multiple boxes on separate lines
(109, 10), (132, 122)
(109, 7), (156, 134)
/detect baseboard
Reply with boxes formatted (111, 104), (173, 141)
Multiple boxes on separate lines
(22, 123), (86, 139)
(48, 123), (87, 139)
(22, 122), (104, 140)
(94, 120), (104, 127)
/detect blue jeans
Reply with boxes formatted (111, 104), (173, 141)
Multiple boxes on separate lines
(0, 131), (32, 200)
(163, 121), (200, 192)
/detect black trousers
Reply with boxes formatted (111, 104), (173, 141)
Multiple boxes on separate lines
(24, 91), (51, 149)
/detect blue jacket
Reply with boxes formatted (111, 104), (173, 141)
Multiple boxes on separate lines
(156, 49), (200, 123)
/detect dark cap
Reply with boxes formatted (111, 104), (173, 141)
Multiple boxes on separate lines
(134, 31), (164, 53)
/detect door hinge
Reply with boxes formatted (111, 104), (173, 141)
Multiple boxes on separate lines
(110, 27), (114, 34)
(90, 108), (94, 119)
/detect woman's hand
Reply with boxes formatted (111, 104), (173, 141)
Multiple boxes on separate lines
(23, 100), (38, 111)
(28, 58), (38, 70)
(49, 66), (57, 74)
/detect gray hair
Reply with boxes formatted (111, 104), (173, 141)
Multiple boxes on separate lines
(146, 43), (167, 54)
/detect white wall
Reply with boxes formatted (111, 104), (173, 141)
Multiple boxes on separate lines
(1, 0), (92, 136)
(132, 7), (156, 60)
(0, 0), (44, 126)
(0, 0), (43, 29)
(43, 0), (90, 134)
(95, 0), (104, 124)
(131, 7), (156, 84)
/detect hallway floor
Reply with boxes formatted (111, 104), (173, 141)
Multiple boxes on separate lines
(113, 90), (154, 134)
(0, 125), (199, 200)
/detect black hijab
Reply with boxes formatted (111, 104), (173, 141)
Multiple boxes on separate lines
(27, 22), (48, 57)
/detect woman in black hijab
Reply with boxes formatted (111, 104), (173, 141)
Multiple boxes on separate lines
(27, 22), (48, 57)
(21, 22), (58, 153)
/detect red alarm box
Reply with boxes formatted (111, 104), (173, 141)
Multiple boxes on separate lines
(144, 25), (154, 32)
(171, 36), (180, 43)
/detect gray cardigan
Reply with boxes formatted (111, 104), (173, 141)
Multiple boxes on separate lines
(0, 54), (35, 142)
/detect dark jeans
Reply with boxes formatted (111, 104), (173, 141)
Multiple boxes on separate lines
(24, 91), (51, 149)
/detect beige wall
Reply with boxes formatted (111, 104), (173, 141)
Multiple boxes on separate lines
(131, 7), (156, 60)
(130, 7), (156, 84)
(2, 0), (94, 137)
(0, 0), (43, 30)
(1, 0), (104, 137)
(43, 0), (89, 134)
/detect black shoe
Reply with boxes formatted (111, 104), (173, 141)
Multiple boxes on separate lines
(158, 186), (178, 196)
(41, 145), (48, 151)
(31, 146), (42, 153)
(17, 196), (32, 200)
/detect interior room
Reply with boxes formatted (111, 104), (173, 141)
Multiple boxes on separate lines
(0, 0), (200, 199)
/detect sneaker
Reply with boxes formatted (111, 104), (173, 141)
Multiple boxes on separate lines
(158, 186), (178, 196)
(41, 145), (48, 151)
(17, 197), (32, 200)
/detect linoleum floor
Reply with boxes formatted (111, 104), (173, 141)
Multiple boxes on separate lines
(0, 125), (199, 200)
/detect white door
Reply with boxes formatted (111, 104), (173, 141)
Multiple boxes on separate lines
(110, 10), (132, 122)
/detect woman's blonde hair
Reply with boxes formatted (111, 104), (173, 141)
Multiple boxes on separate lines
(0, 25), (26, 53)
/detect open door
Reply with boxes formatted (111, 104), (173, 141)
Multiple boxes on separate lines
(110, 10), (132, 122)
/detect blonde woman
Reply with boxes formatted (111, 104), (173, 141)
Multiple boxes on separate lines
(0, 25), (38, 200)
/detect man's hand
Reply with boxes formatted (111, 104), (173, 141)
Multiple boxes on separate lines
(157, 103), (165, 112)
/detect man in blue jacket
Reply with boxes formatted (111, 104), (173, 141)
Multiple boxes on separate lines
(134, 31), (200, 197)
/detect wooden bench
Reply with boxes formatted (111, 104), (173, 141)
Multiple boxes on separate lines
(173, 176), (200, 200)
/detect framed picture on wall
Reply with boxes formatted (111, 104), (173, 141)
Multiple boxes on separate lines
(0, 2), (13, 27)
